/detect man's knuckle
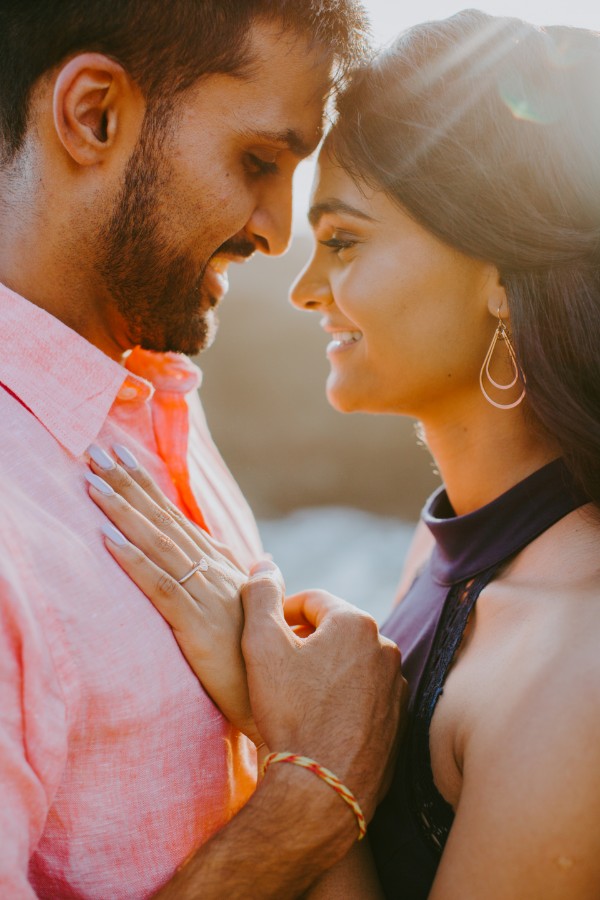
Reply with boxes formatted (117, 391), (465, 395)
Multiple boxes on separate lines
(343, 607), (378, 636)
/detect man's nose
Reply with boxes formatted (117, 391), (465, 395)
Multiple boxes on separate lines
(245, 180), (293, 257)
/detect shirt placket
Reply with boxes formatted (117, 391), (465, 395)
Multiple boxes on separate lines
(125, 349), (211, 533)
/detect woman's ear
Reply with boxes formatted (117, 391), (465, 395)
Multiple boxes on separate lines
(486, 268), (509, 320)
(52, 53), (143, 166)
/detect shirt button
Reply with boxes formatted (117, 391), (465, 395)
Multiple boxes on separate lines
(117, 384), (139, 401)
(117, 379), (153, 402)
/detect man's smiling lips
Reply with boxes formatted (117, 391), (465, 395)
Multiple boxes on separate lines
(203, 253), (254, 303)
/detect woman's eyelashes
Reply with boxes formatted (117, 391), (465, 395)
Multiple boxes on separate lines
(319, 234), (358, 255)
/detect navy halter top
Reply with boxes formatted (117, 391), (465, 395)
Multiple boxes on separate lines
(370, 459), (588, 898)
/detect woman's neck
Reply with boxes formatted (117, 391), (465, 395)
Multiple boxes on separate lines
(421, 406), (559, 517)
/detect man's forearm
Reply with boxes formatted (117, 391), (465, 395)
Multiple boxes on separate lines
(154, 764), (359, 899)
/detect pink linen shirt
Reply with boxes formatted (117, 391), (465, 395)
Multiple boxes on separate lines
(0, 282), (263, 898)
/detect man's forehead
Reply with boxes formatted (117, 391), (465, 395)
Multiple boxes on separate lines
(236, 22), (331, 154)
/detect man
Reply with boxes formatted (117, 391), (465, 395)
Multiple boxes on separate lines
(0, 1), (403, 897)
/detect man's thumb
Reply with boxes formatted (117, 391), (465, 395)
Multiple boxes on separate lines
(242, 560), (285, 626)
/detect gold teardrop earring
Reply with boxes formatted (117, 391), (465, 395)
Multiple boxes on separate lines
(479, 309), (526, 410)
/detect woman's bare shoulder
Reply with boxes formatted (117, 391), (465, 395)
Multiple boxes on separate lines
(432, 510), (600, 899)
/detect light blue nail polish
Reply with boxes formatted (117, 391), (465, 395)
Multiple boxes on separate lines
(101, 522), (128, 547)
(85, 471), (115, 496)
(113, 444), (139, 470)
(87, 443), (116, 471)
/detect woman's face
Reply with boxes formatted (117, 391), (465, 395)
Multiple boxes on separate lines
(291, 152), (498, 420)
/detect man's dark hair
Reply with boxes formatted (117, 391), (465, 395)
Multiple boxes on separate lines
(328, 10), (600, 507)
(0, 0), (369, 162)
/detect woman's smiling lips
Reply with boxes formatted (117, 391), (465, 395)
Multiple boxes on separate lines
(322, 322), (364, 355)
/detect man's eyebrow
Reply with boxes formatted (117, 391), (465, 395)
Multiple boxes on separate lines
(242, 128), (320, 158)
(308, 199), (377, 227)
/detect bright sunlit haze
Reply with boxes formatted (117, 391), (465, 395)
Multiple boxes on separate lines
(292, 0), (600, 231)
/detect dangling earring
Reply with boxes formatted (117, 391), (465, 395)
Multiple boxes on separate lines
(479, 310), (526, 410)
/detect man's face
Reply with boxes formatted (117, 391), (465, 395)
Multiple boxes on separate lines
(99, 23), (329, 355)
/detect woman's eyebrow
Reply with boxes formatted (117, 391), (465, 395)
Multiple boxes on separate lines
(308, 199), (377, 227)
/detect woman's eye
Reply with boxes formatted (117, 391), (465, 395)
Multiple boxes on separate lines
(245, 153), (279, 176)
(319, 237), (357, 255)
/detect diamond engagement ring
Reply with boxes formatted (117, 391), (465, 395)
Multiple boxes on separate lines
(177, 558), (209, 585)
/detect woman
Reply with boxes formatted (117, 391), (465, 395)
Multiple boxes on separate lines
(86, 10), (600, 897)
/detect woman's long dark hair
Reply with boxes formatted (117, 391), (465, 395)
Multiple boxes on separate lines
(328, 9), (600, 506)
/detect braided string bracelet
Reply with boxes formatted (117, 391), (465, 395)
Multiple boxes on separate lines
(262, 752), (367, 840)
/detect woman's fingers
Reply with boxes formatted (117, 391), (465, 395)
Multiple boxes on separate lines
(86, 471), (206, 571)
(101, 522), (207, 631)
(88, 442), (237, 567)
(110, 444), (248, 569)
(85, 474), (247, 604)
(86, 445), (244, 576)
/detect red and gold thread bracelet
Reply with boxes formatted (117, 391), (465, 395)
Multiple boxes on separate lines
(262, 752), (367, 840)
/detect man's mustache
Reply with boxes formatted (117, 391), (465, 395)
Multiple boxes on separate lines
(214, 236), (256, 259)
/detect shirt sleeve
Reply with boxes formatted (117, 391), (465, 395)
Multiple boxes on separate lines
(0, 555), (70, 897)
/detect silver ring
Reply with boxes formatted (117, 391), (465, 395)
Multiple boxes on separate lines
(177, 558), (209, 585)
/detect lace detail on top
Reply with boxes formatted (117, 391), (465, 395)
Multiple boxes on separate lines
(408, 560), (508, 854)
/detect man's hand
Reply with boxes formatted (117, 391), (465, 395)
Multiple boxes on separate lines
(154, 560), (406, 899)
(242, 561), (407, 821)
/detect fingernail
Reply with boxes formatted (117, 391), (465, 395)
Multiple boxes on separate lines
(85, 471), (115, 496)
(87, 444), (116, 471)
(101, 522), (128, 547)
(113, 444), (139, 470)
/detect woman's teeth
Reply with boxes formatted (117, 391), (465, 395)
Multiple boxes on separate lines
(328, 331), (363, 351)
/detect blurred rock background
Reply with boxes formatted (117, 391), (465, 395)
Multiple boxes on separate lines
(196, 237), (440, 621)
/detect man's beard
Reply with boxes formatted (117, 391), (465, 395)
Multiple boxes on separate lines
(98, 119), (252, 355)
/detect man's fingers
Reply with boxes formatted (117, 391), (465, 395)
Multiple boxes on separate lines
(241, 562), (290, 652)
(248, 559), (286, 595)
(283, 592), (313, 628)
(284, 589), (352, 631)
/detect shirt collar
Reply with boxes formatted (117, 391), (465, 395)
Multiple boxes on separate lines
(0, 282), (151, 457)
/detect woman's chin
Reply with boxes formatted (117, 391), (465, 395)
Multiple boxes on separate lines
(326, 379), (372, 414)
(326, 378), (409, 416)
(326, 381), (357, 413)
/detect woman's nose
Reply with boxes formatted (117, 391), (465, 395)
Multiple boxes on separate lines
(290, 261), (332, 311)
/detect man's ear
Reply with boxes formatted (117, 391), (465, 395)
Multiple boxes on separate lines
(53, 53), (143, 166)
